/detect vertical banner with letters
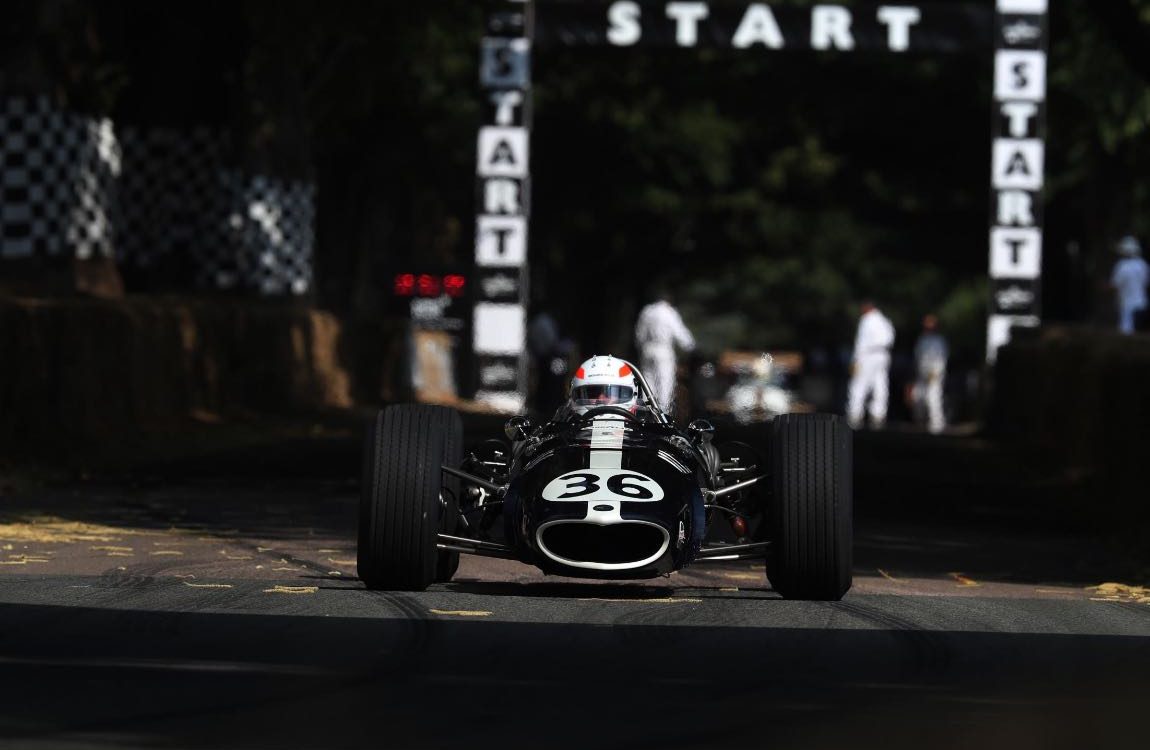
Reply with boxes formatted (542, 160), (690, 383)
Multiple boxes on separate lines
(473, 0), (533, 412)
(987, 0), (1047, 361)
(473, 1), (1031, 369)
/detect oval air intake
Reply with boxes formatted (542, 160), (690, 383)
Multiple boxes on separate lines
(539, 522), (667, 567)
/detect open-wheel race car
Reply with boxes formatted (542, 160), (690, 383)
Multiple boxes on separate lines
(358, 357), (852, 600)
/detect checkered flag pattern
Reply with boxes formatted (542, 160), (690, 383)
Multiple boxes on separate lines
(224, 173), (315, 295)
(1, 96), (315, 296)
(1, 96), (119, 260)
(118, 127), (230, 273)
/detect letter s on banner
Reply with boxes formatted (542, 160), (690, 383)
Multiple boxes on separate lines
(607, 1), (642, 46)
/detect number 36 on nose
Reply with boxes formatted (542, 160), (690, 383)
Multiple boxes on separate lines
(541, 470), (665, 503)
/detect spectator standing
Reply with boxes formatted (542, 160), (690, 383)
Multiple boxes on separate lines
(912, 314), (948, 434)
(847, 301), (895, 430)
(634, 288), (695, 414)
(1110, 236), (1149, 334)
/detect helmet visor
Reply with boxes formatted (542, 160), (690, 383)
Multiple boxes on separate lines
(571, 384), (635, 407)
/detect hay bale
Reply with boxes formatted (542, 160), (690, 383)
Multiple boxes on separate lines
(0, 296), (354, 454)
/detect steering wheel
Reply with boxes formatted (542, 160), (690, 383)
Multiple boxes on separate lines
(578, 405), (641, 422)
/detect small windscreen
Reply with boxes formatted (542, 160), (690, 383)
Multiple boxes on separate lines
(571, 384), (635, 406)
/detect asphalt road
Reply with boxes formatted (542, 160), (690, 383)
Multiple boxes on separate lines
(0, 426), (1148, 749)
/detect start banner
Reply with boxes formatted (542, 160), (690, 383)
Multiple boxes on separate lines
(533, 1), (993, 53)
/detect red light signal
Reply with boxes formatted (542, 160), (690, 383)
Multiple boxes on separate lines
(394, 273), (415, 296)
(417, 274), (441, 296)
(393, 273), (466, 298)
(444, 274), (466, 297)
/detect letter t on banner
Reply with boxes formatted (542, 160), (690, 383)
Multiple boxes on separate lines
(474, 0), (532, 413)
(987, 0), (1047, 362)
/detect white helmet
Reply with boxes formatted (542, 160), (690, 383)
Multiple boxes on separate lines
(1118, 235), (1143, 257)
(568, 355), (638, 415)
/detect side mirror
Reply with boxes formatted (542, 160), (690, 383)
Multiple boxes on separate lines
(687, 419), (715, 443)
(504, 415), (533, 442)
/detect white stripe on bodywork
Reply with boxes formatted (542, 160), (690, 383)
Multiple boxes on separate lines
(588, 415), (625, 469)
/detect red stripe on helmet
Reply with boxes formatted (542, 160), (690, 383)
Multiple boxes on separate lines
(575, 367), (585, 379)
(618, 364), (631, 377)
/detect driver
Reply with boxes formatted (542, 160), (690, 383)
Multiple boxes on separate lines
(564, 355), (640, 417)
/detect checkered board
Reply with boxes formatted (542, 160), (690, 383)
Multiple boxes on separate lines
(1, 96), (315, 296)
(1, 96), (118, 260)
(222, 172), (315, 295)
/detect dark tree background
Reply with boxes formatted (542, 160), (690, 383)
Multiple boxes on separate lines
(6, 0), (1150, 367)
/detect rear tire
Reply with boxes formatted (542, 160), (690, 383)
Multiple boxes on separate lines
(358, 404), (463, 591)
(766, 413), (853, 600)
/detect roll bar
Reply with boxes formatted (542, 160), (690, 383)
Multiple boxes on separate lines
(618, 358), (670, 424)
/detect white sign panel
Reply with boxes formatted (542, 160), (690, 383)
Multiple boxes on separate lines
(992, 139), (1044, 191)
(483, 178), (524, 214)
(476, 216), (527, 266)
(997, 0), (1047, 13)
(477, 126), (529, 178)
(990, 227), (1042, 278)
(986, 314), (1040, 362)
(473, 302), (526, 355)
(480, 38), (531, 89)
(994, 50), (1046, 101)
(475, 390), (526, 413)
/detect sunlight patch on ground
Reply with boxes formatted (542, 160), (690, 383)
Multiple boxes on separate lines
(0, 517), (151, 544)
(263, 585), (318, 595)
(1088, 582), (1150, 603)
(430, 609), (493, 617)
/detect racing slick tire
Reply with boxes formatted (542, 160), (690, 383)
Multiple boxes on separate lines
(358, 404), (463, 591)
(766, 413), (853, 601)
(436, 415), (464, 582)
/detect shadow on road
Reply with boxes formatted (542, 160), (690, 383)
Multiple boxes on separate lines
(3, 411), (1140, 587)
(0, 597), (1146, 749)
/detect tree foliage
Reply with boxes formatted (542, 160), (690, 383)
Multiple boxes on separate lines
(11, 0), (1150, 364)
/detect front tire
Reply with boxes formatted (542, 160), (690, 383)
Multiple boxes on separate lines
(358, 404), (463, 591)
(766, 413), (853, 600)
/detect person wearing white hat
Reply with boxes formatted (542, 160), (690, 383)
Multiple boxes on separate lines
(1110, 236), (1149, 334)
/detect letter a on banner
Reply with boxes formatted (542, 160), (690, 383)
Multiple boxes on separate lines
(732, 5), (785, 49)
(478, 127), (529, 178)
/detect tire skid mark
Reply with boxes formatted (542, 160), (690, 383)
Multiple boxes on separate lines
(1113, 600), (1150, 619)
(832, 600), (953, 680)
(227, 541), (336, 578)
(362, 590), (435, 676)
(612, 598), (705, 651)
(95, 559), (249, 611)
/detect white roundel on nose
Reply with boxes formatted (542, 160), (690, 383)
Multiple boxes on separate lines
(541, 469), (663, 503)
